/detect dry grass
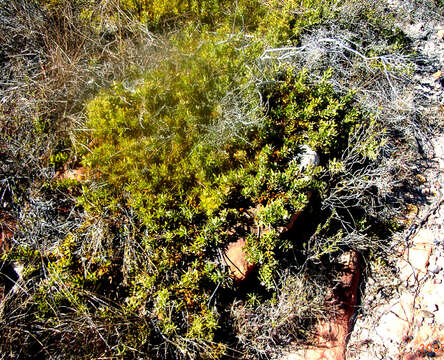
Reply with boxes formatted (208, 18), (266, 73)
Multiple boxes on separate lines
(231, 271), (329, 358)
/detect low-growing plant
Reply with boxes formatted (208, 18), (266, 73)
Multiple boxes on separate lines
(3, 0), (439, 358)
(71, 41), (372, 354)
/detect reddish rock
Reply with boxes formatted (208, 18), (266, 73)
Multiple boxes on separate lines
(377, 292), (415, 340)
(0, 227), (12, 252)
(375, 307), (411, 342)
(403, 353), (419, 360)
(224, 199), (313, 282)
(404, 278), (444, 358)
(223, 238), (255, 282)
(387, 226), (444, 359)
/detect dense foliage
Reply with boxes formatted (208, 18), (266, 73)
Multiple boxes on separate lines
(78, 56), (366, 351)
(2, 0), (441, 358)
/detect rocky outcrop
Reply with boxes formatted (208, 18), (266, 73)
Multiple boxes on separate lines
(282, 191), (313, 234)
(346, 134), (444, 360)
(223, 238), (255, 282)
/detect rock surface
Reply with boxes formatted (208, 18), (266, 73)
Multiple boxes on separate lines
(223, 238), (255, 282)
(346, 134), (444, 360)
(224, 199), (313, 282)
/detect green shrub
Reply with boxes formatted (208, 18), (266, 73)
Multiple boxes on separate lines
(76, 47), (369, 355)
(2, 0), (399, 357)
(256, 0), (338, 45)
(117, 0), (233, 26)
